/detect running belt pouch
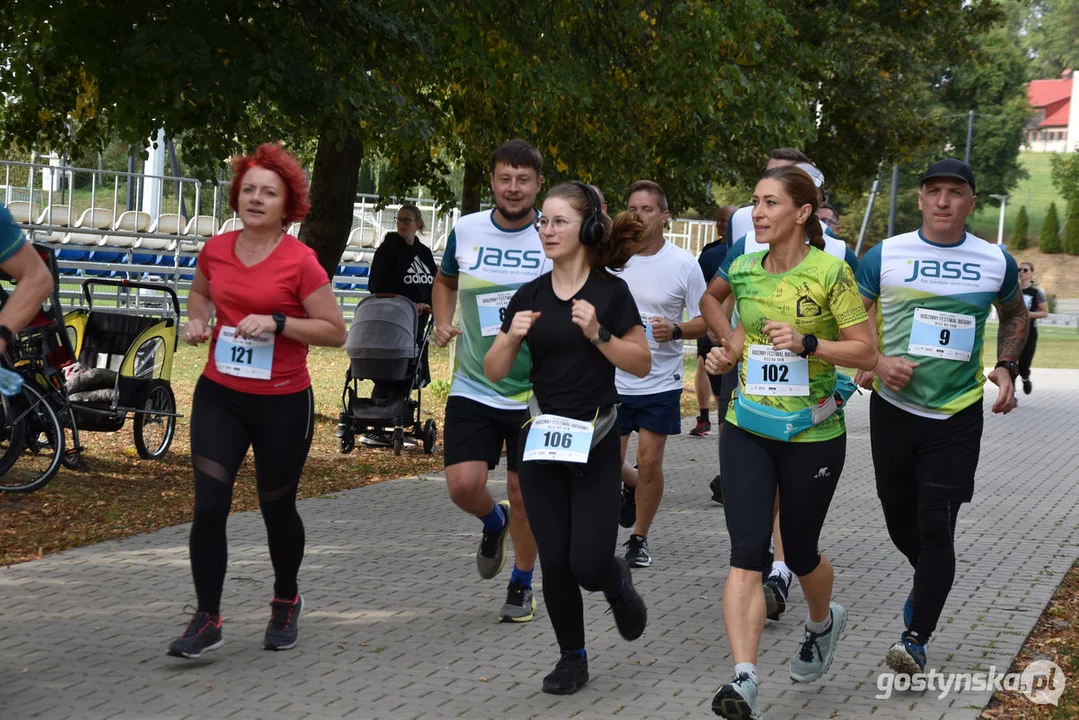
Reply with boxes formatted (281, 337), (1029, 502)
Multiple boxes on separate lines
(733, 374), (857, 443)
(526, 395), (617, 449)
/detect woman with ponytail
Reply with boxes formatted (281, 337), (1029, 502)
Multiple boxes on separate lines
(483, 182), (653, 696)
(698, 165), (876, 719)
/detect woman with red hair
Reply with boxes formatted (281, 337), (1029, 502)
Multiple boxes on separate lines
(167, 143), (346, 660)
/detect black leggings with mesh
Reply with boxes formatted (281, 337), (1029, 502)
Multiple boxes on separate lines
(188, 376), (315, 615)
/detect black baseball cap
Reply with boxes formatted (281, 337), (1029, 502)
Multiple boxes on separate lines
(921, 158), (976, 194)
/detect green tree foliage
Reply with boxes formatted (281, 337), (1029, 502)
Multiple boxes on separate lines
(1040, 202), (1062, 253)
(0, 0), (433, 274)
(1024, 0), (1079, 77)
(1050, 151), (1079, 204)
(783, 0), (1003, 195)
(1062, 198), (1079, 254)
(937, 27), (1032, 199)
(1012, 204), (1030, 249)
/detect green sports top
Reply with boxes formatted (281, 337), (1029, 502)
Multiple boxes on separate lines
(718, 246), (868, 442)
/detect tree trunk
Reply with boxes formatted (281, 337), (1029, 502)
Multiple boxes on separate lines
(460, 160), (485, 215)
(301, 130), (364, 278)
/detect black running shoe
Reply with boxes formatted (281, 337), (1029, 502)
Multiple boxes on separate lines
(264, 594), (304, 651)
(1023, 378), (1032, 395)
(690, 418), (712, 437)
(710, 475), (724, 505)
(608, 557), (647, 640)
(763, 572), (790, 621)
(542, 651), (589, 695)
(618, 483), (636, 529)
(624, 533), (652, 568)
(477, 500), (511, 579)
(167, 610), (223, 659)
(498, 580), (536, 623)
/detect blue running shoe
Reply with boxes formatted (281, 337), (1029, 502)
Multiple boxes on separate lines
(885, 631), (927, 675)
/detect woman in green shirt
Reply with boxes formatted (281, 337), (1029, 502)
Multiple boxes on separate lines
(699, 165), (876, 719)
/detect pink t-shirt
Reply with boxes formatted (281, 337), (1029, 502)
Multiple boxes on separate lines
(198, 230), (329, 395)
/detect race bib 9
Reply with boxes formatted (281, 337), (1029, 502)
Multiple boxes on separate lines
(907, 308), (975, 362)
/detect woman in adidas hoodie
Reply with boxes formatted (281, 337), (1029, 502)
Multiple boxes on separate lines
(367, 204), (438, 397)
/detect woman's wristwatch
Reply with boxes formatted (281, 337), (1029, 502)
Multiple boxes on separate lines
(273, 312), (287, 335)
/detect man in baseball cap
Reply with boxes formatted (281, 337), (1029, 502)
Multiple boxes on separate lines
(920, 158), (976, 194)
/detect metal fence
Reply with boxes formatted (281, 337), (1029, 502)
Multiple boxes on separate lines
(3, 158), (718, 320)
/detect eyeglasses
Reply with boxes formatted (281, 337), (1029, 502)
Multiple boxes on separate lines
(396, 216), (416, 224)
(820, 217), (838, 229)
(1019, 268), (1031, 273)
(534, 216), (581, 232)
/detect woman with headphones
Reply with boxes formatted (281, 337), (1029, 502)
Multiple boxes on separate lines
(484, 182), (653, 695)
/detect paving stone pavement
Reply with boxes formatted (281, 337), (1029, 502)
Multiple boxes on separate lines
(1, 369), (1077, 720)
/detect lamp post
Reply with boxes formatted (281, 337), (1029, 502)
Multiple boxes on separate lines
(989, 194), (1008, 246)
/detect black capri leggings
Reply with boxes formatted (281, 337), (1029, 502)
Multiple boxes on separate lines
(189, 375), (315, 615)
(1018, 325), (1038, 380)
(517, 424), (625, 653)
(719, 423), (845, 576)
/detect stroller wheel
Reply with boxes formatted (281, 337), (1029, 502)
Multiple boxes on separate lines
(339, 431), (354, 454)
(423, 419), (437, 454)
(392, 426), (404, 456)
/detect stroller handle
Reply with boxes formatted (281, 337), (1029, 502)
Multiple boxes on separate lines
(81, 279), (182, 321)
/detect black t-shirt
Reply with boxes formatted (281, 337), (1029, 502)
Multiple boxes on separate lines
(1022, 285), (1047, 329)
(501, 270), (641, 419)
(367, 232), (437, 305)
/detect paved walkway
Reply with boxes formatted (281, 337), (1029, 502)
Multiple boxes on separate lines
(2, 370), (1077, 720)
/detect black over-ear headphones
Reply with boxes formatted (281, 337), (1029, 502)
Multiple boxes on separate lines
(571, 181), (605, 247)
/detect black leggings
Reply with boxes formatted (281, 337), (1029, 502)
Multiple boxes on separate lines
(1018, 325), (1038, 380)
(870, 393), (982, 641)
(189, 376), (315, 615)
(719, 423), (845, 576)
(517, 425), (624, 653)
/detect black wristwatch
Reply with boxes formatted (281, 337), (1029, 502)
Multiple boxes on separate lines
(0, 324), (14, 350)
(273, 312), (287, 335)
(671, 323), (683, 341)
(592, 326), (612, 345)
(798, 334), (818, 358)
(994, 360), (1020, 381)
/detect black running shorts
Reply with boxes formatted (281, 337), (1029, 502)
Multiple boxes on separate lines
(443, 395), (526, 472)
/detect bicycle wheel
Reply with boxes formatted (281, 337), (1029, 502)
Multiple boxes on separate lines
(0, 382), (65, 493)
(133, 380), (176, 460)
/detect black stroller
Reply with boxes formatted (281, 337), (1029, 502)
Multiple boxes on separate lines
(336, 295), (436, 456)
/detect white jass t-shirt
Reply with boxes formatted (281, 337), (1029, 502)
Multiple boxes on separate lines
(613, 240), (707, 395)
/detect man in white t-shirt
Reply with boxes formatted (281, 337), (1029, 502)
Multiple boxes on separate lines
(614, 180), (708, 568)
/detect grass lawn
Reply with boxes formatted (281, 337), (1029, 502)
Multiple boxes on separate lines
(969, 152), (1066, 242)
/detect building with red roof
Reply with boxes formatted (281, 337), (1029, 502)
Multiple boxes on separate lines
(1025, 70), (1077, 153)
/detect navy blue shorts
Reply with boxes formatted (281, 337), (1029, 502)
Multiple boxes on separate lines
(617, 389), (683, 436)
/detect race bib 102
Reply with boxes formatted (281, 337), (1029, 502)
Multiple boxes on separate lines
(744, 344), (809, 397)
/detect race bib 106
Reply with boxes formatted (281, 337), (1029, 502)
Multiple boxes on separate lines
(522, 414), (595, 464)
